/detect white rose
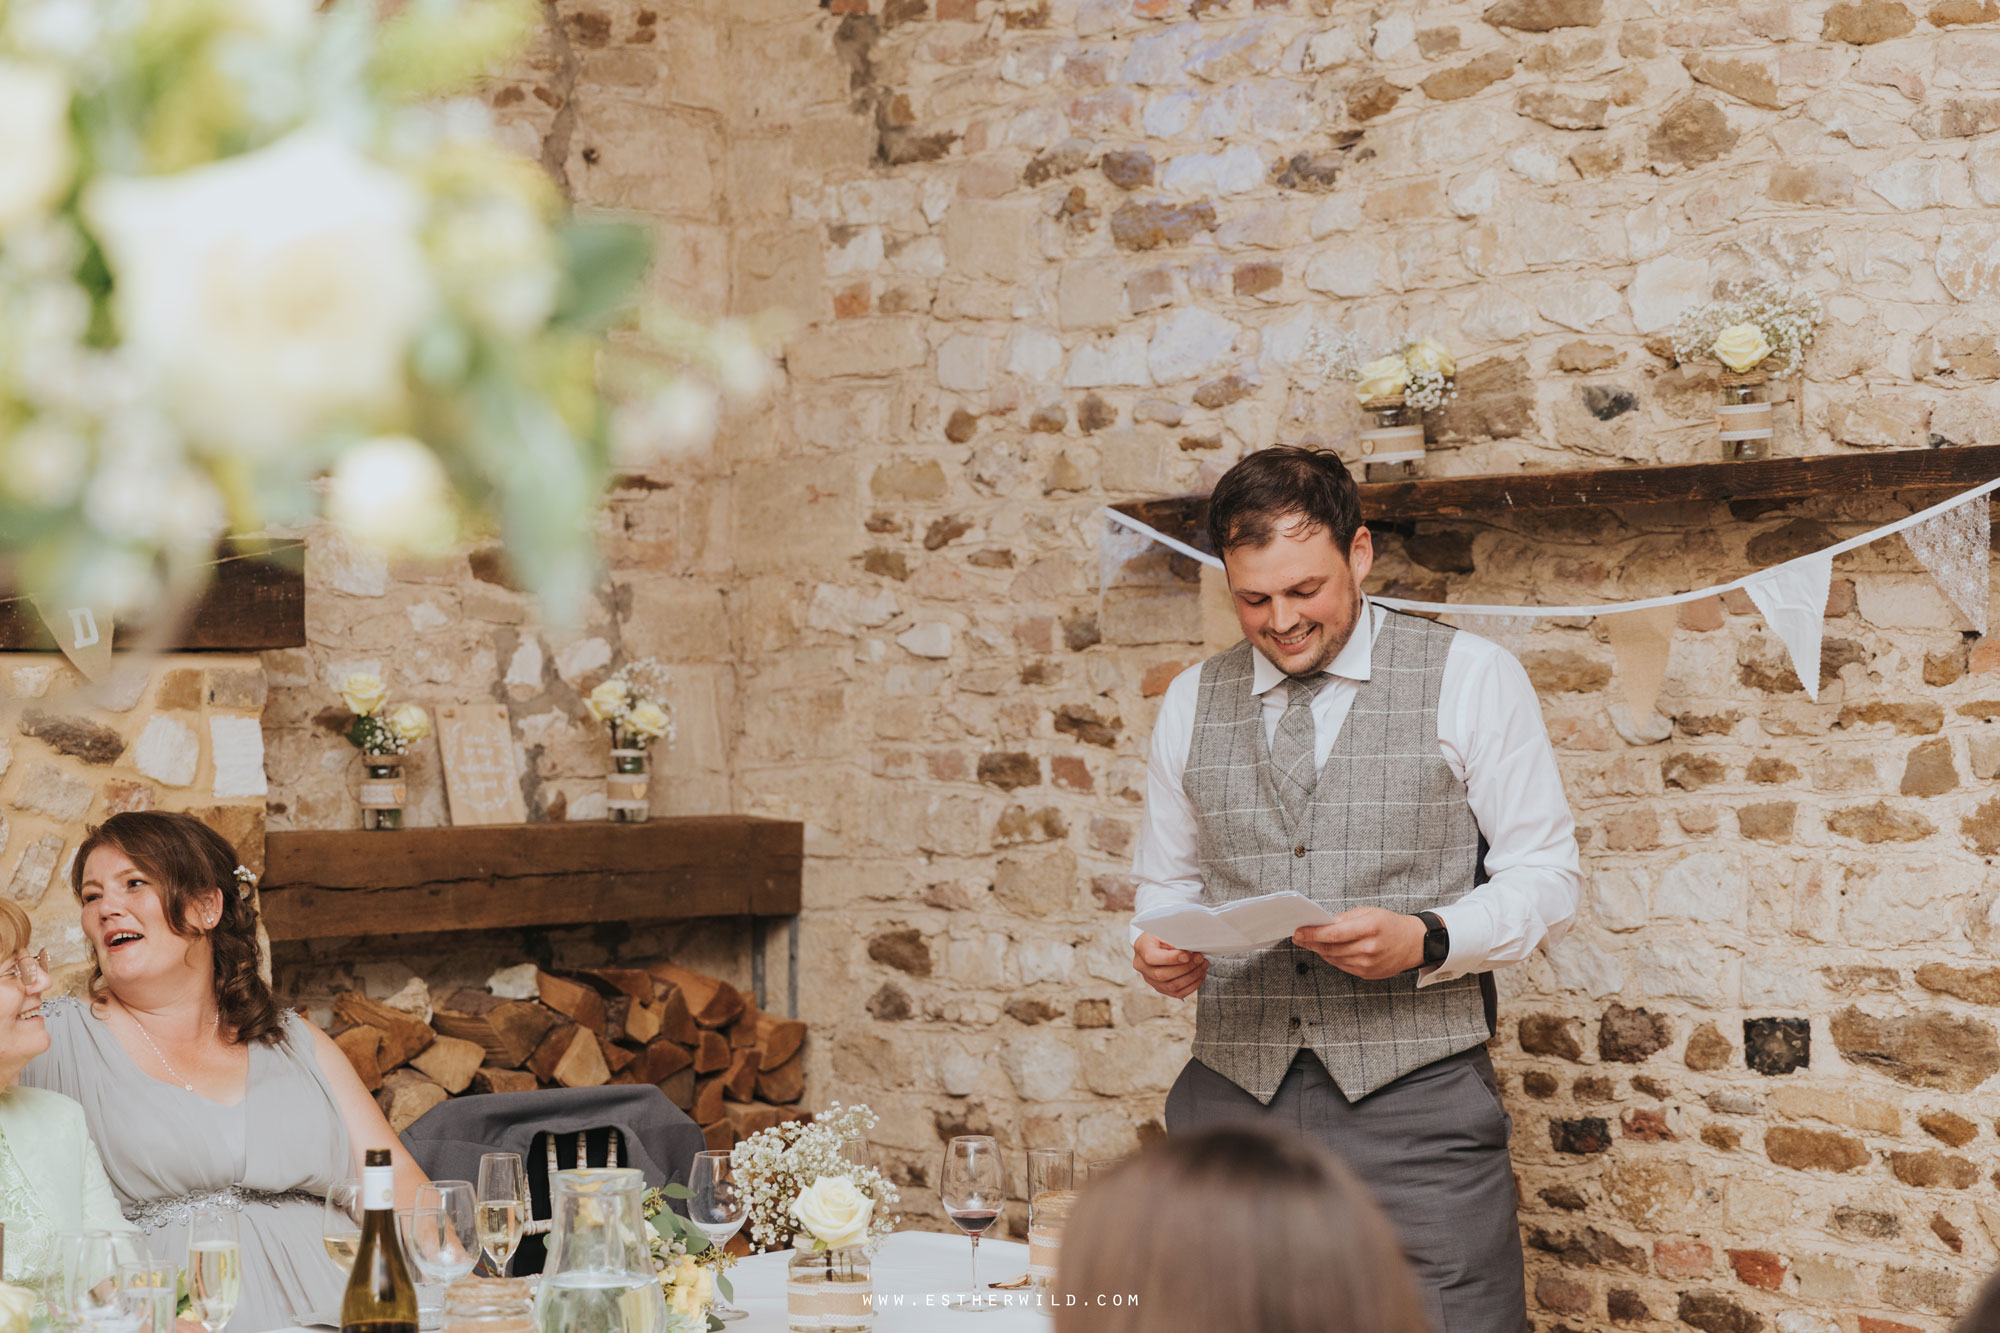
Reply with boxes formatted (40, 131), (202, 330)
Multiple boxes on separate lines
(1353, 353), (1411, 403)
(434, 192), (559, 337)
(0, 62), (72, 236)
(340, 672), (389, 717)
(1405, 335), (1455, 378)
(387, 702), (431, 744)
(327, 435), (458, 555)
(792, 1176), (873, 1251)
(587, 678), (630, 722)
(626, 701), (670, 742)
(0, 1282), (33, 1333)
(85, 132), (435, 458)
(1711, 322), (1773, 373)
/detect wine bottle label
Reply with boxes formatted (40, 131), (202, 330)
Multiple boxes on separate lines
(363, 1163), (394, 1210)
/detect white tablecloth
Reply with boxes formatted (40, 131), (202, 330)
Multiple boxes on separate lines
(275, 1232), (1051, 1332)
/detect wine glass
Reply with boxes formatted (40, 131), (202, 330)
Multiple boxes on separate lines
(322, 1179), (363, 1276)
(411, 1182), (480, 1285)
(120, 1259), (180, 1333)
(186, 1206), (242, 1333)
(395, 1208), (448, 1330)
(475, 1153), (529, 1276)
(58, 1230), (147, 1332)
(836, 1137), (875, 1172)
(687, 1151), (747, 1323)
(941, 1136), (1005, 1314)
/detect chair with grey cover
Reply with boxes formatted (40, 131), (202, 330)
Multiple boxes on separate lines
(400, 1084), (707, 1272)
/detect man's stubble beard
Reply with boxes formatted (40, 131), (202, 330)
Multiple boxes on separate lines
(1283, 584), (1365, 679)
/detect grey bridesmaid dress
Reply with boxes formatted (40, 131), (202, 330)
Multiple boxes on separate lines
(22, 995), (354, 1332)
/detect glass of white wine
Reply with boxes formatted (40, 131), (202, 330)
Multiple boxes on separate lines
(474, 1153), (527, 1277)
(186, 1205), (242, 1333)
(121, 1259), (181, 1333)
(323, 1179), (364, 1276)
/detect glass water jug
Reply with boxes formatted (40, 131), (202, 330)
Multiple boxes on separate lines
(535, 1169), (669, 1333)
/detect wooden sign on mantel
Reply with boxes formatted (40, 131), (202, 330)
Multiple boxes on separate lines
(436, 704), (528, 826)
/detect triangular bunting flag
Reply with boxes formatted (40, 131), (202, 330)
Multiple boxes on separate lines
(1743, 551), (1834, 702)
(1604, 605), (1680, 721)
(1449, 613), (1537, 654)
(1902, 493), (1989, 635)
(30, 598), (114, 682)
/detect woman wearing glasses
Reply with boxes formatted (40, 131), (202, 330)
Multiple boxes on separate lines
(0, 895), (134, 1287)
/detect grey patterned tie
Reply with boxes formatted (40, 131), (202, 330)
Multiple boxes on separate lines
(1270, 673), (1331, 827)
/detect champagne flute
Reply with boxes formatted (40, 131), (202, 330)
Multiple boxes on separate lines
(941, 1136), (1005, 1314)
(412, 1182), (479, 1285)
(687, 1151), (747, 1323)
(322, 1180), (363, 1275)
(475, 1153), (528, 1277)
(186, 1206), (242, 1333)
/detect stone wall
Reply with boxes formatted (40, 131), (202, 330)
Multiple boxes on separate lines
(153, 0), (2000, 1327)
(0, 655), (269, 986)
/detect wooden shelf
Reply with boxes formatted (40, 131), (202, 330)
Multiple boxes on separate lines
(1114, 445), (2000, 549)
(0, 539), (305, 653)
(259, 817), (802, 941)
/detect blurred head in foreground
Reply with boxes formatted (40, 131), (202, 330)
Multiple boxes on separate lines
(1054, 1125), (1428, 1333)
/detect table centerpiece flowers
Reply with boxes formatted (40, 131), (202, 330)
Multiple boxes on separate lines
(729, 1104), (899, 1333)
(1668, 282), (1822, 461)
(585, 658), (674, 822)
(1300, 329), (1457, 481)
(339, 672), (430, 829)
(641, 1184), (735, 1333)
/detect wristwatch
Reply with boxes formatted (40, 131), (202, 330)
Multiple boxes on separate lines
(1416, 911), (1450, 968)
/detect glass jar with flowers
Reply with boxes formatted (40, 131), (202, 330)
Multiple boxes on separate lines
(1300, 330), (1457, 480)
(339, 673), (430, 830)
(585, 659), (674, 823)
(1669, 283), (1822, 461)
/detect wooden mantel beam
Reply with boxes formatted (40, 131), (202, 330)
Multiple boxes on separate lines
(259, 817), (804, 941)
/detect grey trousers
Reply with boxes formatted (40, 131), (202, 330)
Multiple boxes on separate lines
(1165, 1046), (1527, 1333)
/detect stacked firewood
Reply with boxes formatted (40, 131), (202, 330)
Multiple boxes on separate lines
(329, 964), (809, 1150)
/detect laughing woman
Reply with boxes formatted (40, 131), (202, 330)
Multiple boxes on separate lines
(23, 811), (426, 1333)
(0, 897), (134, 1289)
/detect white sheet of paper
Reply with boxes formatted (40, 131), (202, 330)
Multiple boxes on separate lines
(1133, 891), (1340, 954)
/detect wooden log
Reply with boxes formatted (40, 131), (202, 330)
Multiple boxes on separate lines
(333, 992), (436, 1071)
(527, 1024), (578, 1082)
(541, 1027), (611, 1088)
(377, 1069), (447, 1133)
(410, 1035), (487, 1095)
(628, 1038), (693, 1085)
(473, 1066), (539, 1095)
(604, 996), (632, 1045)
(334, 1025), (384, 1092)
(659, 1067), (696, 1111)
(755, 1055), (805, 1106)
(443, 987), (504, 1015)
(537, 972), (607, 1034)
(655, 987), (700, 1046)
(648, 965), (745, 1029)
(754, 1013), (807, 1071)
(433, 999), (558, 1069)
(700, 1119), (733, 1153)
(693, 1075), (726, 1125)
(693, 1030), (731, 1075)
(721, 1049), (759, 1103)
(726, 1103), (788, 1140)
(727, 1006), (759, 1050)
(577, 967), (656, 1002)
(625, 999), (665, 1045)
(598, 1035), (638, 1076)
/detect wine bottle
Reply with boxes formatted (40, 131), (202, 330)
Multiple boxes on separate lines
(342, 1148), (419, 1333)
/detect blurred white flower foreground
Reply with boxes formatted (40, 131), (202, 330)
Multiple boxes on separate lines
(0, 0), (770, 623)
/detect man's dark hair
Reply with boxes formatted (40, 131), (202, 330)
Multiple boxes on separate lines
(1206, 445), (1363, 555)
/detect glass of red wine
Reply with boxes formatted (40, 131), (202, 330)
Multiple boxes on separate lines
(942, 1134), (1005, 1313)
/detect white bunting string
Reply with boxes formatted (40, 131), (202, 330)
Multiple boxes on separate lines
(1101, 473), (2000, 618)
(1742, 550), (1835, 703)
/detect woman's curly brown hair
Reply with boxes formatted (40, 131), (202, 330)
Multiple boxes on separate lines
(70, 811), (287, 1046)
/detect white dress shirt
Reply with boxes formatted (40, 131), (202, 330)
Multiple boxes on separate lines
(1132, 599), (1581, 986)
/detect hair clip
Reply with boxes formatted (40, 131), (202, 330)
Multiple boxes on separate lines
(232, 865), (258, 899)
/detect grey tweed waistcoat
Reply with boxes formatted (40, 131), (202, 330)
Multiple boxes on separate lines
(1184, 612), (1490, 1104)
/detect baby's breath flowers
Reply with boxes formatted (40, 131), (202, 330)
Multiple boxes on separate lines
(1669, 282), (1822, 379)
(1299, 327), (1459, 411)
(729, 1104), (900, 1253)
